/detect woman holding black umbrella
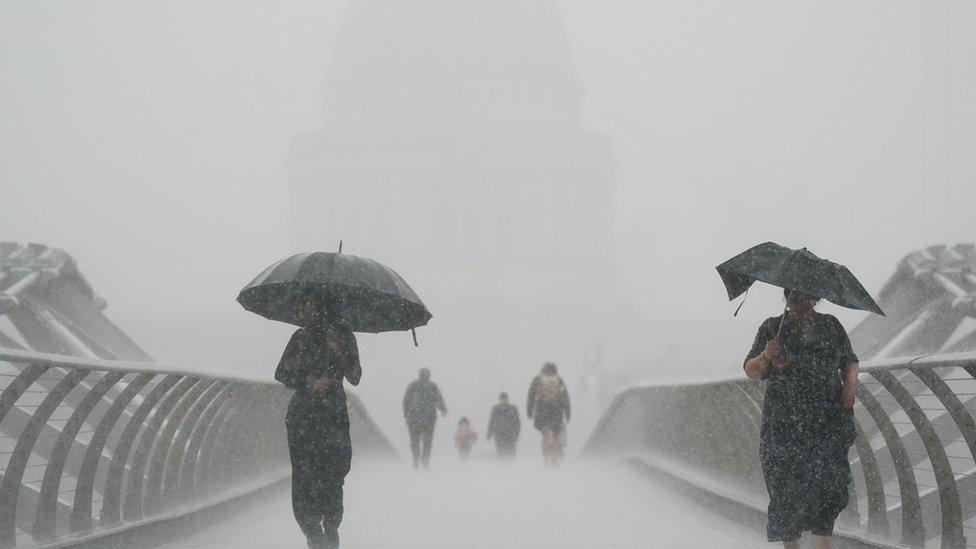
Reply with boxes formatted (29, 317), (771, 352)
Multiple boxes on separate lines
(743, 288), (859, 549)
(275, 293), (361, 549)
(718, 243), (880, 549)
(239, 251), (432, 549)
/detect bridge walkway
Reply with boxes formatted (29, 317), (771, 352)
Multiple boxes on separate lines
(152, 460), (766, 549)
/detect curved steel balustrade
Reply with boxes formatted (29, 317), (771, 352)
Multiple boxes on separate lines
(584, 351), (976, 549)
(0, 348), (393, 548)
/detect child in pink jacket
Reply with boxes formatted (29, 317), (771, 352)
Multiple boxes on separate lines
(455, 417), (478, 461)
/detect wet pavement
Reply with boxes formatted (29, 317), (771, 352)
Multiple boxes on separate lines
(152, 459), (765, 548)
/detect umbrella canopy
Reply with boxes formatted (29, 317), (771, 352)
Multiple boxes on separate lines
(237, 252), (432, 332)
(716, 242), (884, 316)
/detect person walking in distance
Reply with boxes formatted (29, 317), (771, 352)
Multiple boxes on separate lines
(486, 392), (521, 459)
(526, 363), (570, 466)
(402, 368), (447, 469)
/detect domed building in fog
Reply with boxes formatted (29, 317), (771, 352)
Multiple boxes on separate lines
(286, 0), (618, 421)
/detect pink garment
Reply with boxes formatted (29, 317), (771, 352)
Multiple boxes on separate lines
(455, 425), (477, 448)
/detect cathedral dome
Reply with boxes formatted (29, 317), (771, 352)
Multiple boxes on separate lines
(287, 0), (615, 267)
(284, 1), (619, 413)
(319, 0), (584, 128)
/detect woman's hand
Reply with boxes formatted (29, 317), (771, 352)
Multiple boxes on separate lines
(841, 388), (856, 408)
(772, 356), (792, 371)
(763, 339), (792, 370)
(764, 339), (781, 361)
(311, 377), (332, 392)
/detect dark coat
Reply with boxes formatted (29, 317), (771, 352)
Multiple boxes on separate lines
(275, 326), (361, 395)
(526, 374), (570, 434)
(487, 402), (521, 442)
(402, 379), (446, 425)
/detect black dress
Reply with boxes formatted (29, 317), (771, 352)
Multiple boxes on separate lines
(275, 325), (361, 547)
(744, 312), (858, 542)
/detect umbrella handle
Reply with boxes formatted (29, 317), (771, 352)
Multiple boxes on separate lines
(776, 290), (792, 338)
(412, 328), (419, 347)
(338, 240), (343, 253)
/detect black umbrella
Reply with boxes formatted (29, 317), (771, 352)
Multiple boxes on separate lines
(716, 242), (884, 316)
(237, 252), (432, 334)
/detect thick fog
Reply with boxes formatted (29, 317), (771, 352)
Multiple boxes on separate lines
(3, 1), (976, 448)
(151, 461), (768, 548)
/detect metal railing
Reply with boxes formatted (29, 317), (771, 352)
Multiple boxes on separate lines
(0, 348), (393, 548)
(584, 351), (976, 549)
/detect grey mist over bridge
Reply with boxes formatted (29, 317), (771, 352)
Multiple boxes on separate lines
(5, 242), (976, 548)
(3, 1), (976, 548)
(284, 0), (621, 445)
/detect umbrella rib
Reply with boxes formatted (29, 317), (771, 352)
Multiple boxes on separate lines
(237, 252), (432, 331)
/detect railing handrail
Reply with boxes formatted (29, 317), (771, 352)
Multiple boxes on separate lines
(859, 350), (976, 372)
(0, 347), (272, 385)
(616, 350), (976, 392)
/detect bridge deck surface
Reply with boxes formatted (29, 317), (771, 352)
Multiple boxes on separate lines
(153, 460), (766, 548)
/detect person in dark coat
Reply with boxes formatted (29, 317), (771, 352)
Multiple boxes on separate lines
(486, 392), (521, 459)
(402, 368), (447, 469)
(744, 289), (860, 549)
(526, 363), (570, 466)
(274, 297), (362, 549)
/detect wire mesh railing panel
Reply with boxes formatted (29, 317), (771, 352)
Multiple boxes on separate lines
(0, 350), (292, 548)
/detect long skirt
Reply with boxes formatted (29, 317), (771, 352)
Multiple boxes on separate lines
(760, 432), (850, 542)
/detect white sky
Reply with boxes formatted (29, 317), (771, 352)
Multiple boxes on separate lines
(2, 1), (975, 384)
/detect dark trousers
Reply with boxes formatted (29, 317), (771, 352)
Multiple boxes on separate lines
(407, 420), (435, 466)
(494, 436), (517, 459)
(286, 393), (352, 546)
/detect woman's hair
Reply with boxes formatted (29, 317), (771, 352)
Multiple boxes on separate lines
(458, 417), (469, 426)
(541, 362), (558, 375)
(783, 288), (820, 302)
